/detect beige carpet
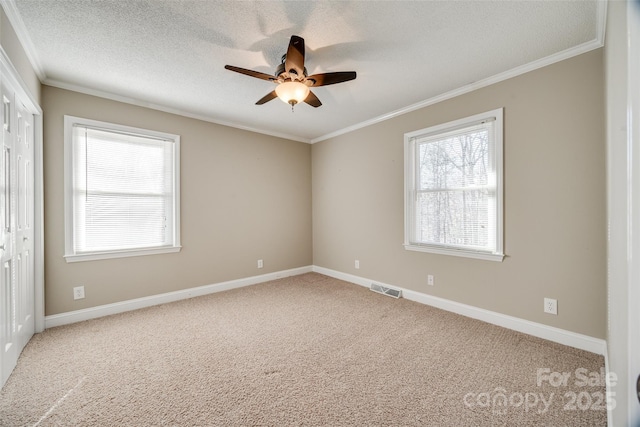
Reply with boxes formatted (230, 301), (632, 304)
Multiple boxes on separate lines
(0, 273), (607, 426)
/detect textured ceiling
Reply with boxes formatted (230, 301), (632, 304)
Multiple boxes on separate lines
(8, 0), (603, 142)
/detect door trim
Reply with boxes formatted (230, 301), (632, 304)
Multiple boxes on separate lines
(627, 1), (640, 422)
(0, 47), (43, 333)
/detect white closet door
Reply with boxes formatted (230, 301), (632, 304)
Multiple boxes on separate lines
(0, 83), (17, 387)
(15, 100), (34, 352)
(0, 78), (35, 388)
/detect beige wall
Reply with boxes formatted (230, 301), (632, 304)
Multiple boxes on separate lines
(43, 86), (312, 315)
(313, 49), (606, 339)
(40, 49), (606, 340)
(0, 8), (40, 104)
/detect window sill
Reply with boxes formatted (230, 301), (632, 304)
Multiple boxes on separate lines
(404, 243), (504, 262)
(64, 245), (182, 263)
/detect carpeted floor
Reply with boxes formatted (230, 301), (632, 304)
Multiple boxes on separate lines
(0, 273), (607, 426)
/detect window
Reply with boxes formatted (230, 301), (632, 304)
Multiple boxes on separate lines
(404, 108), (504, 261)
(64, 116), (181, 262)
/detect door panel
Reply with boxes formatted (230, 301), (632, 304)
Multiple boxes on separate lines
(0, 85), (16, 387)
(15, 101), (34, 351)
(0, 81), (34, 387)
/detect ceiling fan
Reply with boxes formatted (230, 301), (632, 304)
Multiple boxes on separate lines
(225, 35), (356, 110)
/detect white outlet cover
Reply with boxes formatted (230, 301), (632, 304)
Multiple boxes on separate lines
(544, 298), (557, 315)
(73, 286), (85, 300)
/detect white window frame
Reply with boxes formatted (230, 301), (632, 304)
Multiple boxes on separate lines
(404, 108), (504, 262)
(64, 116), (181, 262)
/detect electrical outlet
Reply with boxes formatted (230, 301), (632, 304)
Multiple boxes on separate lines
(544, 298), (557, 315)
(73, 286), (85, 300)
(257, 259), (263, 268)
(355, 260), (360, 269)
(427, 275), (434, 286)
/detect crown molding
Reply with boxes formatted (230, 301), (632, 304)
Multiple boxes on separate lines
(0, 0), (46, 80)
(2, 0), (606, 145)
(45, 30), (605, 147)
(312, 43), (606, 143)
(43, 78), (311, 143)
(311, 1), (607, 144)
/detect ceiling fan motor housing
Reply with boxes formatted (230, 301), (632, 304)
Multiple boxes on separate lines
(275, 62), (308, 83)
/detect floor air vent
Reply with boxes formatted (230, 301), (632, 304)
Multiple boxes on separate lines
(370, 283), (402, 299)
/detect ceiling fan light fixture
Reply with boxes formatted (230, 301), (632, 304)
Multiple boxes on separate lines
(225, 35), (355, 109)
(275, 81), (309, 106)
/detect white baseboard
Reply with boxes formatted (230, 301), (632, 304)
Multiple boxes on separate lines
(312, 266), (607, 356)
(45, 264), (607, 357)
(45, 266), (313, 328)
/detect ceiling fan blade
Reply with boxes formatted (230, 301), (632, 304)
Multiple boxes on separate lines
(256, 90), (278, 105)
(304, 90), (322, 108)
(306, 71), (357, 87)
(284, 35), (305, 78)
(225, 65), (275, 82)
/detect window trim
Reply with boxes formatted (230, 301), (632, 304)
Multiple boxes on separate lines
(63, 116), (181, 262)
(403, 108), (504, 262)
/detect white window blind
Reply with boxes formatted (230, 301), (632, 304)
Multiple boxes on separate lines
(64, 117), (181, 262)
(404, 109), (503, 261)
